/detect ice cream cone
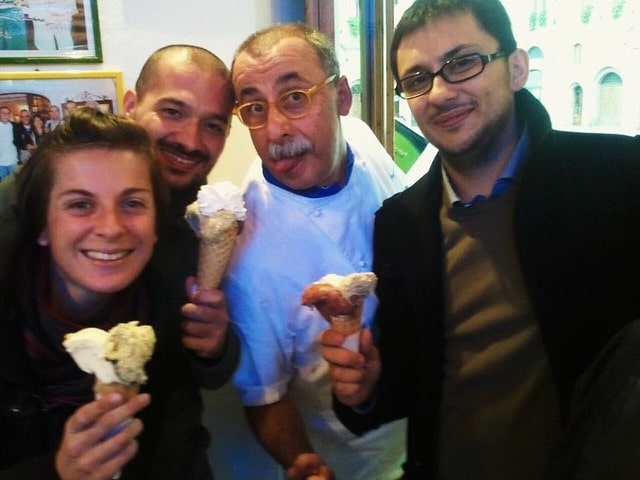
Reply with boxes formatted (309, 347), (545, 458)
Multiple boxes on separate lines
(330, 305), (363, 351)
(197, 214), (239, 289)
(328, 305), (363, 336)
(94, 380), (140, 479)
(302, 273), (376, 352)
(64, 321), (153, 480)
(184, 182), (246, 290)
(94, 379), (140, 400)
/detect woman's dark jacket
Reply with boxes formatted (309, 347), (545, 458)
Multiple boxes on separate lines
(0, 256), (214, 480)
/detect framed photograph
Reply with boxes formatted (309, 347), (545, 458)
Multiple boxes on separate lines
(0, 0), (102, 64)
(0, 71), (123, 128)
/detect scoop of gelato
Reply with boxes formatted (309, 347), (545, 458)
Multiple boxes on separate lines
(105, 321), (156, 384)
(196, 181), (246, 218)
(301, 272), (377, 318)
(302, 272), (377, 350)
(62, 327), (120, 384)
(312, 272), (377, 305)
(185, 181), (246, 238)
(63, 321), (156, 385)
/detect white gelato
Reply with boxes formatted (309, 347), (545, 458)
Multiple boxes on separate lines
(197, 181), (246, 219)
(185, 181), (247, 240)
(63, 321), (156, 385)
(62, 327), (120, 384)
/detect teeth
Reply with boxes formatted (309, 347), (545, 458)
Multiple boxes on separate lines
(174, 156), (195, 165)
(166, 151), (196, 165)
(85, 251), (129, 261)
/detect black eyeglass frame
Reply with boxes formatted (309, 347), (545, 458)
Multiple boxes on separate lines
(234, 74), (337, 129)
(395, 51), (511, 100)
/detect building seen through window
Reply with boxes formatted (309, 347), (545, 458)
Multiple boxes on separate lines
(333, 0), (640, 175)
(505, 0), (640, 135)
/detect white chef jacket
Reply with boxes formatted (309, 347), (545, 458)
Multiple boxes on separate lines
(225, 116), (407, 480)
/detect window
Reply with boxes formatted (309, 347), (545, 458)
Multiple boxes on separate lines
(573, 43), (582, 65)
(309, 0), (640, 174)
(526, 47), (544, 101)
(528, 46), (544, 60)
(527, 70), (544, 100)
(573, 84), (584, 126)
(597, 71), (623, 128)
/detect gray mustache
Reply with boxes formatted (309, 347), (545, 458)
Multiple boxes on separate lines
(268, 137), (313, 159)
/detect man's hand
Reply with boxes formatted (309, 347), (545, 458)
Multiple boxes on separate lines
(320, 327), (381, 406)
(180, 276), (230, 358)
(55, 393), (151, 480)
(285, 453), (334, 480)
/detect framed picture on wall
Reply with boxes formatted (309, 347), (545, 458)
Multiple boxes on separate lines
(0, 71), (123, 127)
(0, 0), (102, 64)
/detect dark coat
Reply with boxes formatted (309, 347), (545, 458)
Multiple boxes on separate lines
(152, 186), (241, 390)
(334, 89), (640, 478)
(13, 123), (34, 152)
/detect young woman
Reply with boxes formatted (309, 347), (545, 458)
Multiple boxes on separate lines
(0, 108), (214, 479)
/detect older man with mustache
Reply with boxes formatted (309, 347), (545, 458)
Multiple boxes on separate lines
(222, 23), (407, 480)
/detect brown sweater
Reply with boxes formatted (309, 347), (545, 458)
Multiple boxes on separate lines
(438, 188), (562, 479)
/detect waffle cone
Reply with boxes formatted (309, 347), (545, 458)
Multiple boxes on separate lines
(197, 225), (238, 289)
(94, 380), (140, 400)
(329, 304), (363, 335)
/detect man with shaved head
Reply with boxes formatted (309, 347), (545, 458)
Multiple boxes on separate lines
(121, 44), (239, 383)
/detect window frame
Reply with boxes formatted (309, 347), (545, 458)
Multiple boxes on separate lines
(306, 0), (395, 156)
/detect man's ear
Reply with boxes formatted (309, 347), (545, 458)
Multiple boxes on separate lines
(37, 229), (49, 246)
(336, 76), (353, 116)
(509, 48), (530, 91)
(122, 89), (137, 116)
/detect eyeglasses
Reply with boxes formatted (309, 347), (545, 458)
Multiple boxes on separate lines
(234, 74), (337, 129)
(396, 51), (510, 100)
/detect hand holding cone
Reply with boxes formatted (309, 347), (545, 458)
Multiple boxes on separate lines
(63, 322), (155, 479)
(302, 272), (377, 351)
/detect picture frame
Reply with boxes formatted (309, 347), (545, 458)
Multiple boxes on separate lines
(0, 71), (123, 124)
(0, 0), (103, 64)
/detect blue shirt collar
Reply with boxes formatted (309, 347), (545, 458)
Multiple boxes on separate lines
(444, 127), (529, 207)
(262, 143), (355, 198)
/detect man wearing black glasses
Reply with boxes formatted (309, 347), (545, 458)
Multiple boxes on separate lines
(224, 23), (407, 480)
(320, 0), (640, 479)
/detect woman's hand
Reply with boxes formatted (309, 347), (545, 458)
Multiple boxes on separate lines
(55, 392), (150, 480)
